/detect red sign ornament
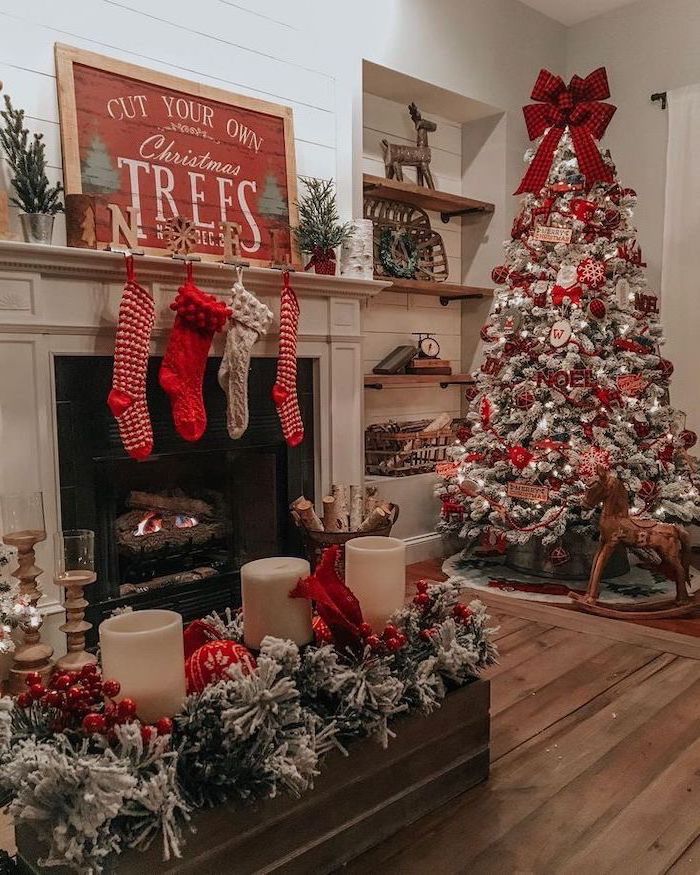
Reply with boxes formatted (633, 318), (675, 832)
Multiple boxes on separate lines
(515, 67), (617, 195)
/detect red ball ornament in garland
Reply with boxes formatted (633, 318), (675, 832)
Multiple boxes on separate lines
(576, 258), (606, 290)
(15, 692), (31, 709)
(480, 395), (493, 427)
(634, 421), (651, 438)
(549, 545), (571, 567)
(156, 717), (173, 736)
(621, 187), (637, 199)
(464, 383), (479, 402)
(658, 443), (675, 463)
(508, 445), (534, 470)
(185, 639), (256, 695)
(680, 429), (698, 449)
(639, 480), (659, 501)
(82, 713), (107, 735)
(480, 324), (494, 343)
(117, 698), (138, 721)
(102, 679), (121, 699)
(491, 265), (509, 285)
(571, 199), (597, 222)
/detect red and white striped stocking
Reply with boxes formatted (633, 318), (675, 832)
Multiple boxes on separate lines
(271, 272), (304, 447)
(107, 258), (155, 460)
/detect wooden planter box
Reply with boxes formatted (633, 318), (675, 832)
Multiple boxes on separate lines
(17, 679), (490, 874)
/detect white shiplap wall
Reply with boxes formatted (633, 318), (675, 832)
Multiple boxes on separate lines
(0, 0), (337, 242)
(362, 92), (463, 427)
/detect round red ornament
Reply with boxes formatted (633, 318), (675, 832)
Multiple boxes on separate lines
(82, 713), (107, 735)
(588, 298), (607, 320)
(640, 480), (659, 500)
(514, 388), (535, 410)
(491, 265), (509, 285)
(480, 324), (493, 343)
(156, 717), (173, 736)
(680, 429), (698, 449)
(508, 445), (534, 470)
(102, 679), (121, 699)
(549, 546), (571, 567)
(186, 639), (256, 695)
(633, 421), (651, 438)
(621, 187), (637, 199)
(464, 384), (479, 402)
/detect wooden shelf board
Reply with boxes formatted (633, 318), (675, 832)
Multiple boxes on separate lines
(363, 173), (494, 217)
(385, 278), (492, 299)
(364, 373), (474, 389)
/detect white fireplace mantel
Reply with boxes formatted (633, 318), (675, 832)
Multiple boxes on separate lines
(0, 240), (388, 653)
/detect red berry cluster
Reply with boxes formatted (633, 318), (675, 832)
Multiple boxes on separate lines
(412, 579), (473, 640)
(14, 666), (173, 742)
(171, 286), (231, 332)
(358, 621), (407, 654)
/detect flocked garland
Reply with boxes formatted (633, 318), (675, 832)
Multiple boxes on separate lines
(0, 578), (495, 873)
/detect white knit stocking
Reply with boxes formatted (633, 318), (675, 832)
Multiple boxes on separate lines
(218, 274), (273, 439)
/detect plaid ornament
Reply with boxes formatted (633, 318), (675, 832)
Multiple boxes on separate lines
(515, 67), (616, 195)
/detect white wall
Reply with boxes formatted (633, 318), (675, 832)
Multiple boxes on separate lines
(567, 0), (700, 291)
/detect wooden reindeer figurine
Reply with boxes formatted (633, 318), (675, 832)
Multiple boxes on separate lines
(381, 103), (437, 189)
(570, 466), (694, 618)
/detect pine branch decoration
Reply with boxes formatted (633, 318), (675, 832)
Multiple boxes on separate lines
(293, 176), (352, 253)
(0, 95), (63, 215)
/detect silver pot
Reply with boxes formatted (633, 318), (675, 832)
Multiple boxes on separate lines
(20, 213), (55, 245)
(506, 530), (629, 581)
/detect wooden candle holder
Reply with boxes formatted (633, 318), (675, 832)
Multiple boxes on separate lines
(3, 530), (53, 694)
(55, 571), (97, 672)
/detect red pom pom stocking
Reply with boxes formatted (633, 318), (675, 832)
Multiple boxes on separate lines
(159, 281), (231, 441)
(108, 266), (155, 460)
(272, 272), (304, 447)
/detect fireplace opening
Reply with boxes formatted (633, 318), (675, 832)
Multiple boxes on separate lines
(55, 355), (315, 637)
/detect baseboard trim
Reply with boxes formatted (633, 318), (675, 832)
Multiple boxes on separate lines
(403, 532), (446, 565)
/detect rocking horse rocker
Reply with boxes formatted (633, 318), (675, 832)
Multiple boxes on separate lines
(570, 466), (697, 619)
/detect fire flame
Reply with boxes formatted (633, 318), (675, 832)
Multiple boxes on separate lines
(133, 511), (163, 537)
(175, 515), (198, 529)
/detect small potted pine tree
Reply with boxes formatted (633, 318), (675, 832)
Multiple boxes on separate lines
(293, 176), (352, 275)
(0, 94), (63, 244)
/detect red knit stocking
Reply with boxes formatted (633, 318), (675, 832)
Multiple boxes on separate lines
(271, 272), (304, 447)
(107, 259), (155, 460)
(159, 280), (230, 442)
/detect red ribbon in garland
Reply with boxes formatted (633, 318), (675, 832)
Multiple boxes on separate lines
(515, 67), (616, 195)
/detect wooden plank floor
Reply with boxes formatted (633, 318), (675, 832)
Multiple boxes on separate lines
(345, 570), (700, 874)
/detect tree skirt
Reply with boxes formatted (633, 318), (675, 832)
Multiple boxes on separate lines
(442, 550), (700, 606)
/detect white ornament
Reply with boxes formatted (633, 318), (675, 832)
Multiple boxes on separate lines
(549, 319), (572, 348)
(615, 277), (630, 307)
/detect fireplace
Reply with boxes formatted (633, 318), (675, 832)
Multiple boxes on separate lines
(55, 355), (315, 637)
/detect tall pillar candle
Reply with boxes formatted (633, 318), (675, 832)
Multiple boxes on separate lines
(344, 536), (406, 631)
(242, 557), (312, 649)
(99, 609), (186, 723)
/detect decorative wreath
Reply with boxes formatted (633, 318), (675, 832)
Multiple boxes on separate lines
(379, 228), (419, 279)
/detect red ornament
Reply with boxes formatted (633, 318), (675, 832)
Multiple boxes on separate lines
(480, 324), (494, 343)
(28, 683), (46, 701)
(413, 592), (431, 608)
(549, 546), (571, 566)
(102, 679), (121, 699)
(571, 199), (597, 222)
(634, 421), (651, 438)
(117, 698), (138, 720)
(577, 258), (606, 289)
(156, 717), (174, 736)
(312, 614), (333, 644)
(15, 692), (31, 709)
(551, 284), (583, 307)
(141, 725), (158, 744)
(680, 429), (698, 449)
(45, 689), (63, 709)
(658, 443), (675, 463)
(416, 579), (429, 594)
(491, 265), (509, 285)
(366, 635), (382, 651)
(515, 388), (535, 410)
(53, 673), (72, 691)
(621, 187), (637, 199)
(82, 713), (107, 735)
(548, 476), (562, 490)
(640, 480), (659, 500)
(508, 445), (534, 470)
(657, 358), (674, 379)
(464, 384), (479, 402)
(24, 671), (42, 687)
(578, 445), (611, 481)
(186, 639), (256, 694)
(480, 395), (493, 426)
(588, 298), (607, 320)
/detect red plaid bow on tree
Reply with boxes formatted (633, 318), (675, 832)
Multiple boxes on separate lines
(515, 67), (616, 195)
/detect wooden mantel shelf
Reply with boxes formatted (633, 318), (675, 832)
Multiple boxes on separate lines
(363, 173), (495, 222)
(386, 277), (492, 305)
(0, 240), (390, 299)
(365, 373), (474, 390)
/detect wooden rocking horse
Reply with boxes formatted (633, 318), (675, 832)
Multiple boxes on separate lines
(570, 466), (696, 619)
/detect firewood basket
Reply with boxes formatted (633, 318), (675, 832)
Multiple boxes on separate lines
(292, 503), (400, 571)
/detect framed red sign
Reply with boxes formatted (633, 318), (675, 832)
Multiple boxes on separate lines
(55, 44), (299, 265)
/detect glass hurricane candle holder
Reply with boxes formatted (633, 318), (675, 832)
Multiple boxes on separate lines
(54, 529), (97, 671)
(0, 491), (53, 692)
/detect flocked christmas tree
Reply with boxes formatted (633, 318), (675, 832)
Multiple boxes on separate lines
(436, 67), (700, 562)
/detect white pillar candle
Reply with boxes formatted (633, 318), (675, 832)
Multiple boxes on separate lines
(242, 557), (312, 649)
(344, 536), (406, 631)
(99, 609), (186, 723)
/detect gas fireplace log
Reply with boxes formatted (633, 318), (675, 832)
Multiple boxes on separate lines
(119, 566), (218, 596)
(127, 491), (215, 518)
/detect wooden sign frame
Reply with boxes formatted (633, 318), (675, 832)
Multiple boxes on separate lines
(55, 43), (300, 266)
